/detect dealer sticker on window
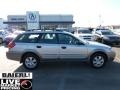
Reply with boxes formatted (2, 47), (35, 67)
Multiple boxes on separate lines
(0, 72), (32, 90)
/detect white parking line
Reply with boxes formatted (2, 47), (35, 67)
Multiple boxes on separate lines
(116, 57), (120, 62)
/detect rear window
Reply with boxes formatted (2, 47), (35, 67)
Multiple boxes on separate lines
(15, 33), (41, 43)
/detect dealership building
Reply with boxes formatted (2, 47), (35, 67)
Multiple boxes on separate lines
(3, 11), (75, 31)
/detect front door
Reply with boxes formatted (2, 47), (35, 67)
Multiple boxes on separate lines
(58, 34), (88, 60)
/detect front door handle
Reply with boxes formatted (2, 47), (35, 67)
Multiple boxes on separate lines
(61, 46), (66, 49)
(36, 46), (42, 48)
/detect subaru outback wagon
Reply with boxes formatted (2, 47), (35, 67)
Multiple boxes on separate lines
(6, 31), (115, 69)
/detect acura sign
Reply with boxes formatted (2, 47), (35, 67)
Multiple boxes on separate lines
(28, 13), (36, 21)
(27, 11), (39, 30)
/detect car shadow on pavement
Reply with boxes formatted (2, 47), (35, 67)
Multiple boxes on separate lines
(14, 61), (120, 90)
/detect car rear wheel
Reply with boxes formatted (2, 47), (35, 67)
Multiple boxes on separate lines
(22, 53), (40, 70)
(0, 38), (3, 44)
(90, 53), (107, 68)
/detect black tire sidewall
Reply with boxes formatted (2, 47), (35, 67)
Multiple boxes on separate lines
(22, 53), (40, 70)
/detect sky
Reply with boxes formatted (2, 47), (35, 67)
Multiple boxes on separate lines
(0, 0), (120, 27)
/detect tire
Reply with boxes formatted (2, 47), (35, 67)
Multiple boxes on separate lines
(90, 53), (107, 68)
(22, 53), (40, 70)
(0, 38), (3, 44)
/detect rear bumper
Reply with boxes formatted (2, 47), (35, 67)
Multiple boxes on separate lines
(6, 51), (21, 61)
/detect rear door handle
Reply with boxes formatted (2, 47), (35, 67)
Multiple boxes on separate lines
(36, 46), (42, 48)
(61, 46), (66, 49)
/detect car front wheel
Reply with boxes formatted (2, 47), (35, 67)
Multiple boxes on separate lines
(22, 53), (40, 70)
(90, 53), (107, 68)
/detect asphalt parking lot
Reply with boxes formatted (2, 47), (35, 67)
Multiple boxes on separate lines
(0, 45), (120, 90)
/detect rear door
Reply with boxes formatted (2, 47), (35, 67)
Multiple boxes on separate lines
(37, 33), (60, 60)
(58, 33), (88, 60)
(14, 33), (60, 60)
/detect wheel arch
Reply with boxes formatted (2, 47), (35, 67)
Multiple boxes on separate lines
(89, 51), (108, 61)
(20, 52), (41, 63)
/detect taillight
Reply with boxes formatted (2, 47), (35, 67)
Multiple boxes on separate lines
(8, 41), (15, 49)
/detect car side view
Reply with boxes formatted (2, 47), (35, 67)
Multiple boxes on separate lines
(6, 31), (116, 69)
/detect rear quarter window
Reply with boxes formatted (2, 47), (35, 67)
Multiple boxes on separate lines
(15, 33), (41, 43)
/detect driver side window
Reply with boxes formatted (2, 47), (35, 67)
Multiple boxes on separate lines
(58, 34), (82, 45)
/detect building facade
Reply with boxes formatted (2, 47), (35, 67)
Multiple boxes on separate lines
(3, 11), (75, 31)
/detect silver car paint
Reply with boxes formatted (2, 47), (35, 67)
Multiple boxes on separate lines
(6, 32), (116, 62)
(59, 44), (88, 59)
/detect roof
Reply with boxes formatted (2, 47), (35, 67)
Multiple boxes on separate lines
(24, 30), (71, 34)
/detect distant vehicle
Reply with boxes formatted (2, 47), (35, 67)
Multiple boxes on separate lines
(92, 28), (110, 34)
(4, 30), (25, 46)
(94, 30), (120, 45)
(6, 31), (115, 69)
(0, 30), (8, 44)
(74, 29), (93, 41)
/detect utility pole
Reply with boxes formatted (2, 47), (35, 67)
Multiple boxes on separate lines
(99, 14), (102, 28)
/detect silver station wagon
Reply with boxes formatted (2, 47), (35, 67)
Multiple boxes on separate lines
(6, 31), (115, 69)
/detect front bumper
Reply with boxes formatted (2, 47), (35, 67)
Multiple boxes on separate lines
(107, 49), (116, 61)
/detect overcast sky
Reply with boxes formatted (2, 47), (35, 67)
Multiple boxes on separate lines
(0, 0), (120, 27)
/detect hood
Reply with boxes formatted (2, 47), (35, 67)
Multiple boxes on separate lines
(87, 41), (111, 49)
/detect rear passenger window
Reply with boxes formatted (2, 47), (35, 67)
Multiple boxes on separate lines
(15, 34), (41, 43)
(39, 33), (58, 44)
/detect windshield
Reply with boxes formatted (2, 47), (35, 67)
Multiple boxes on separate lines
(102, 31), (114, 35)
(78, 30), (91, 34)
(96, 29), (109, 31)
